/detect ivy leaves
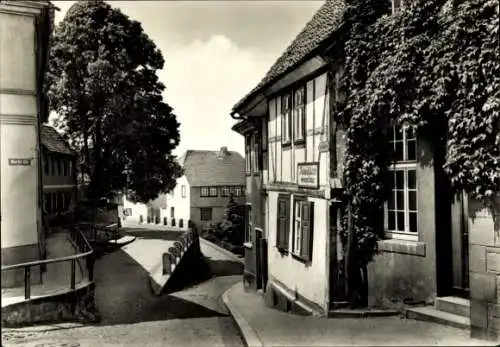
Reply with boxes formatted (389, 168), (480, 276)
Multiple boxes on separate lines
(338, 0), (499, 261)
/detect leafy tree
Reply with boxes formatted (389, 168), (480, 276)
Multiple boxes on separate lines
(337, 0), (499, 307)
(46, 0), (183, 203)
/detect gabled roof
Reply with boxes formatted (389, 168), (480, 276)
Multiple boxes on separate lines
(182, 149), (245, 187)
(232, 0), (345, 112)
(40, 125), (77, 156)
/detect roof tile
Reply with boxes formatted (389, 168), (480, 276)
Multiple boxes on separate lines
(232, 0), (345, 111)
(182, 149), (245, 187)
(40, 125), (77, 156)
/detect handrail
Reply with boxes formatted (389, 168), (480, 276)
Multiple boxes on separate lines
(1, 226), (93, 271)
(1, 226), (95, 303)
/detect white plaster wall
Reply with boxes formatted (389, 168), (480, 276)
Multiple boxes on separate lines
(0, 12), (36, 91)
(0, 8), (40, 249)
(0, 124), (39, 248)
(122, 197), (148, 223)
(165, 175), (191, 229)
(267, 190), (329, 310)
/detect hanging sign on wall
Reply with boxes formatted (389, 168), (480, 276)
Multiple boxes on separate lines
(297, 162), (319, 189)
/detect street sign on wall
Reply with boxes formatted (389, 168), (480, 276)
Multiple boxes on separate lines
(8, 158), (32, 166)
(297, 162), (319, 189)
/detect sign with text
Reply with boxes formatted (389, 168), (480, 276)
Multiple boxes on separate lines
(8, 158), (32, 166)
(297, 162), (319, 189)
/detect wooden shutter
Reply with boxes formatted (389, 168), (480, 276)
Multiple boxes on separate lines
(300, 202), (314, 261)
(277, 195), (290, 249)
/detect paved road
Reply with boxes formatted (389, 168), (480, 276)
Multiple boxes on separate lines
(2, 228), (245, 347)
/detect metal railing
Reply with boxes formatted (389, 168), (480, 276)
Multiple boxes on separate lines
(1, 226), (94, 301)
(77, 222), (119, 243)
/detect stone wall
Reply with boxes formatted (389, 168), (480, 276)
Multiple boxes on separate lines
(468, 196), (500, 340)
(2, 282), (98, 327)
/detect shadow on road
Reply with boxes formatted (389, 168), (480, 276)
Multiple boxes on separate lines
(163, 254), (244, 294)
(93, 243), (243, 326)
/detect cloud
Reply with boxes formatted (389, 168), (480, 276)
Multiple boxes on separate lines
(159, 35), (272, 157)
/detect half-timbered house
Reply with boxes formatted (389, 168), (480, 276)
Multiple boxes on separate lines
(230, 0), (500, 340)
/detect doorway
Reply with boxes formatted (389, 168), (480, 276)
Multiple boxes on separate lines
(450, 191), (470, 297)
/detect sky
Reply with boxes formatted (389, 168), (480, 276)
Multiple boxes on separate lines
(51, 0), (323, 157)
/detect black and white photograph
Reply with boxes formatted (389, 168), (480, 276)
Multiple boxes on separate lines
(0, 0), (499, 346)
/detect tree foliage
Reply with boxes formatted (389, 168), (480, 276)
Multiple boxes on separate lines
(337, 0), (499, 306)
(46, 0), (183, 203)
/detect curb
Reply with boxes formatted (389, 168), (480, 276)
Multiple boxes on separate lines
(222, 283), (264, 347)
(199, 237), (245, 264)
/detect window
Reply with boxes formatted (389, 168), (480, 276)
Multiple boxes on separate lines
(44, 156), (49, 175)
(245, 203), (252, 243)
(245, 135), (252, 174)
(124, 208), (132, 216)
(234, 186), (242, 197)
(262, 119), (268, 171)
(292, 197), (314, 261)
(392, 0), (404, 14)
(68, 160), (73, 177)
(293, 87), (306, 143)
(281, 94), (292, 145)
(201, 186), (217, 197)
(63, 159), (68, 176)
(386, 125), (418, 240)
(44, 193), (50, 213)
(51, 157), (56, 176)
(222, 186), (230, 197)
(57, 158), (62, 176)
(253, 133), (260, 173)
(171, 207), (175, 219)
(181, 185), (186, 198)
(276, 194), (290, 250)
(200, 207), (212, 221)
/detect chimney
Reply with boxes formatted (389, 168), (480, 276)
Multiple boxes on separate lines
(217, 146), (228, 158)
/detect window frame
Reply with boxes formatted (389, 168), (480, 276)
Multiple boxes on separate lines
(181, 185), (186, 198)
(200, 187), (209, 197)
(385, 125), (418, 241)
(245, 135), (252, 175)
(293, 86), (306, 145)
(276, 194), (291, 252)
(170, 206), (175, 219)
(245, 203), (252, 243)
(200, 207), (212, 221)
(221, 186), (230, 197)
(291, 196), (314, 262)
(209, 187), (218, 197)
(281, 93), (292, 146)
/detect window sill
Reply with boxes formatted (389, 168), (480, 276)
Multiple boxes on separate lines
(294, 140), (306, 147)
(291, 252), (312, 266)
(282, 142), (292, 149)
(244, 242), (253, 249)
(377, 238), (426, 257)
(276, 246), (289, 256)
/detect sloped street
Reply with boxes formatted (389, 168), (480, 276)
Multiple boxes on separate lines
(1, 228), (245, 347)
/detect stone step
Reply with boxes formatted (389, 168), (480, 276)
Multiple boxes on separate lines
(405, 306), (470, 330)
(435, 296), (470, 318)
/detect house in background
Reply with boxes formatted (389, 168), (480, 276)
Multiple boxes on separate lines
(122, 147), (246, 230)
(230, 0), (498, 341)
(41, 124), (78, 224)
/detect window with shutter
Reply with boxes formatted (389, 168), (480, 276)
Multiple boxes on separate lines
(245, 203), (252, 243)
(292, 197), (314, 262)
(300, 202), (314, 262)
(276, 195), (290, 250)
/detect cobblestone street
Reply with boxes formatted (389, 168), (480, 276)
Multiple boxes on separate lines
(1, 228), (245, 347)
